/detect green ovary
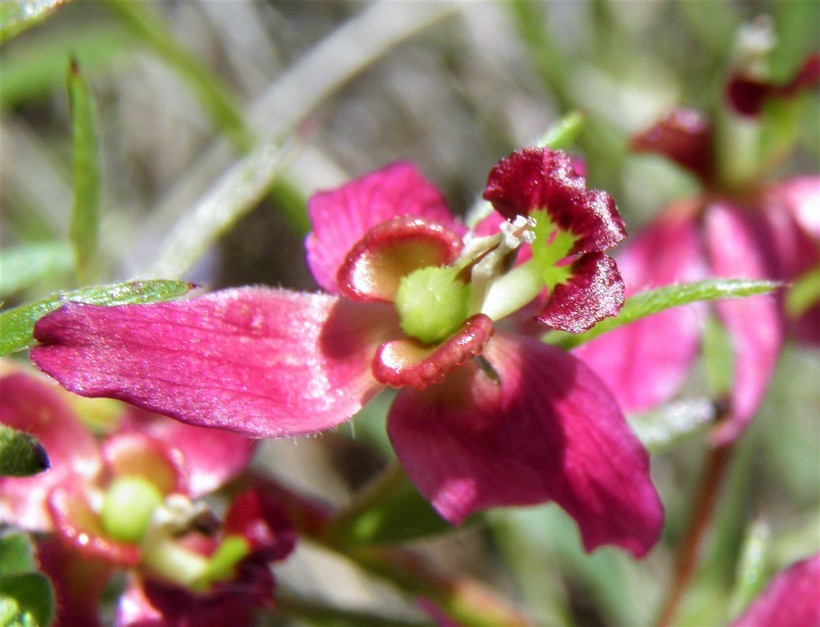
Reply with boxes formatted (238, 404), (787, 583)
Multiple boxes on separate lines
(101, 475), (164, 544)
(395, 266), (471, 345)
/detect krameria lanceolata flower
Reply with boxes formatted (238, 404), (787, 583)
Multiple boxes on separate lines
(31, 147), (664, 557)
(0, 368), (295, 627)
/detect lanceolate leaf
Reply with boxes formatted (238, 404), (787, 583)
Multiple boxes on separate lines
(0, 279), (194, 356)
(547, 279), (782, 349)
(67, 57), (101, 285)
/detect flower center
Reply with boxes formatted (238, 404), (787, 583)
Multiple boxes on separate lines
(394, 266), (471, 345)
(101, 475), (164, 544)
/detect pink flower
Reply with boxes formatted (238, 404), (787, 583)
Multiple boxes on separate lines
(575, 57), (820, 443)
(0, 368), (294, 627)
(31, 148), (663, 557)
(732, 553), (820, 627)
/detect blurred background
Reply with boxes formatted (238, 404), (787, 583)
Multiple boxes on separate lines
(1, 1), (818, 625)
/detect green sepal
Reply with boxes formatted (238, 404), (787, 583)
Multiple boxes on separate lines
(0, 279), (195, 356)
(0, 426), (49, 478)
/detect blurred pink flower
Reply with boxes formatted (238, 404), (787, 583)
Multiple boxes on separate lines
(31, 148), (663, 557)
(575, 57), (820, 443)
(0, 369), (294, 627)
(732, 553), (820, 627)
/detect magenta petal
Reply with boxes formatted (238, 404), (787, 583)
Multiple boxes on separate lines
(101, 432), (188, 495)
(387, 332), (663, 558)
(537, 252), (625, 333)
(705, 203), (784, 443)
(306, 161), (461, 293)
(0, 370), (101, 531)
(574, 205), (706, 413)
(337, 217), (464, 303)
(373, 315), (494, 389)
(31, 288), (390, 438)
(732, 553), (820, 627)
(121, 410), (256, 498)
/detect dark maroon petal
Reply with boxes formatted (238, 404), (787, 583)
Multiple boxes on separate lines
(732, 553), (820, 627)
(537, 253), (625, 333)
(0, 370), (102, 531)
(47, 484), (142, 567)
(120, 410), (257, 498)
(705, 203), (784, 443)
(101, 432), (188, 495)
(726, 53), (820, 117)
(482, 147), (626, 252)
(31, 288), (393, 438)
(224, 489), (296, 563)
(306, 161), (461, 293)
(372, 314), (494, 389)
(337, 217), (464, 303)
(38, 537), (112, 627)
(630, 108), (714, 182)
(387, 332), (663, 557)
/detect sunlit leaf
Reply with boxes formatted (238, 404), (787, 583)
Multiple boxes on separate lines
(0, 0), (68, 44)
(547, 279), (782, 349)
(629, 399), (716, 453)
(0, 279), (195, 356)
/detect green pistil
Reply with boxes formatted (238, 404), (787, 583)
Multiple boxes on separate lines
(100, 475), (164, 544)
(395, 266), (471, 344)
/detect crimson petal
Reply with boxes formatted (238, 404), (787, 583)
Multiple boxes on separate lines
(387, 332), (663, 558)
(31, 288), (392, 438)
(306, 161), (461, 293)
(537, 252), (624, 333)
(337, 216), (464, 303)
(483, 147), (626, 252)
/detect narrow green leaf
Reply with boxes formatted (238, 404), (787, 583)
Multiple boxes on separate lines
(728, 517), (771, 620)
(786, 266), (820, 318)
(0, 0), (68, 44)
(0, 426), (49, 478)
(67, 58), (101, 285)
(0, 573), (54, 627)
(0, 242), (74, 299)
(546, 279), (783, 349)
(537, 111), (586, 151)
(102, 0), (251, 150)
(0, 279), (194, 356)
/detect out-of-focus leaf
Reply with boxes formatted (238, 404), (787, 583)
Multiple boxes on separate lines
(728, 517), (771, 620)
(786, 266), (820, 318)
(0, 0), (68, 44)
(0, 531), (53, 627)
(67, 58), (100, 284)
(0, 242), (74, 299)
(0, 531), (36, 577)
(629, 399), (716, 453)
(0, 426), (49, 478)
(702, 314), (734, 398)
(0, 573), (54, 627)
(537, 111), (586, 150)
(0, 279), (195, 356)
(102, 0), (250, 150)
(548, 279), (782, 349)
(0, 26), (132, 109)
(677, 0), (739, 60)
